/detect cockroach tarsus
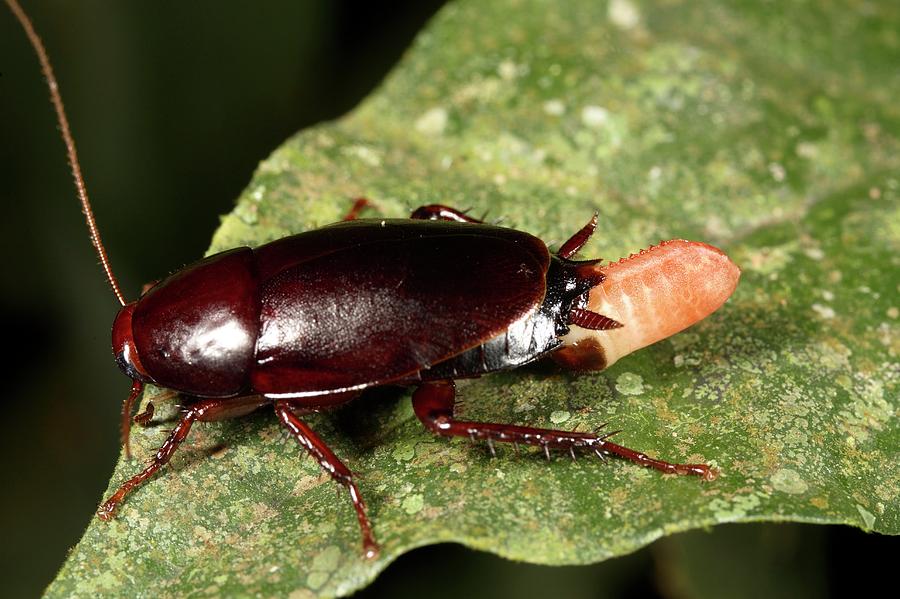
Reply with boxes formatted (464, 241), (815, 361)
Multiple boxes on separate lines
(8, 0), (739, 561)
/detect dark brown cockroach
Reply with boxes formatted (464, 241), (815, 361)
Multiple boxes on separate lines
(7, 0), (740, 559)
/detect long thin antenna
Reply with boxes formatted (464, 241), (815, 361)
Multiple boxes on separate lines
(6, 0), (127, 306)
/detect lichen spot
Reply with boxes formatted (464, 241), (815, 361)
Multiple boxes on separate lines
(497, 59), (518, 81)
(811, 303), (836, 319)
(803, 247), (825, 260)
(343, 145), (382, 167)
(415, 107), (448, 136)
(306, 545), (341, 591)
(616, 372), (644, 395)
(543, 99), (566, 116)
(550, 410), (571, 424)
(581, 105), (610, 128)
(402, 493), (425, 515)
(392, 440), (416, 462)
(768, 161), (786, 182)
(770, 468), (808, 495)
(608, 0), (641, 30)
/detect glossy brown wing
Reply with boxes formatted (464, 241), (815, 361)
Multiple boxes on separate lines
(250, 230), (549, 397)
(253, 218), (548, 280)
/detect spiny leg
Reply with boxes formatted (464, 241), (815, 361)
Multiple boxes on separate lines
(120, 380), (144, 459)
(410, 204), (484, 223)
(99, 396), (268, 520)
(558, 213), (598, 259)
(556, 213), (626, 332)
(273, 400), (378, 560)
(343, 197), (374, 221)
(346, 200), (481, 223)
(132, 390), (178, 428)
(133, 401), (156, 427)
(412, 380), (717, 480)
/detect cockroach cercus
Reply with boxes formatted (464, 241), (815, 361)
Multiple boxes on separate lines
(8, 0), (740, 560)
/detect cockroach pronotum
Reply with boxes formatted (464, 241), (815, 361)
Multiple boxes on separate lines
(7, 0), (740, 559)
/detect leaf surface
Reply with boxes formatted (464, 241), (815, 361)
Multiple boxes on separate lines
(48, 0), (899, 596)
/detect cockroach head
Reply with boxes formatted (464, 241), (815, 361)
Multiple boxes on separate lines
(112, 302), (150, 383)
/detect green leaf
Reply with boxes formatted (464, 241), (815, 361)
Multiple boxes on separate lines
(47, 0), (898, 596)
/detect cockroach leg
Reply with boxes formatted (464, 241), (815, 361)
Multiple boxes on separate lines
(486, 437), (496, 457)
(132, 389), (178, 428)
(343, 197), (374, 221)
(412, 380), (717, 480)
(120, 380), (144, 459)
(100, 396), (267, 520)
(140, 279), (160, 295)
(558, 213), (598, 259)
(274, 401), (379, 560)
(409, 203), (484, 223)
(133, 401), (155, 426)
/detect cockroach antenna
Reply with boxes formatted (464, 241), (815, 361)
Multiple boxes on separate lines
(6, 0), (127, 306)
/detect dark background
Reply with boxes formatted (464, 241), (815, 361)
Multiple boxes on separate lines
(0, 1), (891, 597)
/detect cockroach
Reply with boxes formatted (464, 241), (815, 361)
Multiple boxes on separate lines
(8, 0), (740, 560)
